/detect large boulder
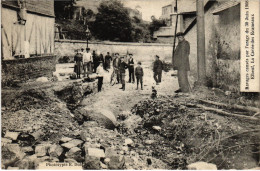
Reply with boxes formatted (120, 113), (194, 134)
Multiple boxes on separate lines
(75, 108), (117, 129)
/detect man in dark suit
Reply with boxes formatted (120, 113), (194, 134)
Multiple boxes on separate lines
(153, 55), (163, 85)
(128, 53), (135, 83)
(119, 56), (128, 91)
(173, 32), (191, 93)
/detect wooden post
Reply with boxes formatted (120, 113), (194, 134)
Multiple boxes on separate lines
(172, 0), (178, 69)
(196, 0), (206, 84)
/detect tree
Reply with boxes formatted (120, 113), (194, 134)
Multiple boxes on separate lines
(148, 16), (167, 38)
(54, 0), (76, 19)
(93, 0), (133, 42)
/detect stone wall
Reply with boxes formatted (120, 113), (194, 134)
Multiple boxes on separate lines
(54, 40), (174, 63)
(1, 56), (56, 87)
(184, 3), (240, 91)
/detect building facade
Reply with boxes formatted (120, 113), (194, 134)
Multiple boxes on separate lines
(1, 0), (56, 86)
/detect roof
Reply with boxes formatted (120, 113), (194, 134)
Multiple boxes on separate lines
(212, 1), (240, 14)
(2, 0), (54, 17)
(177, 0), (211, 14)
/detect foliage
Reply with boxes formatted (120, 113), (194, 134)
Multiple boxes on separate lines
(149, 16), (167, 37)
(54, 0), (76, 19)
(93, 0), (133, 42)
(56, 18), (89, 40)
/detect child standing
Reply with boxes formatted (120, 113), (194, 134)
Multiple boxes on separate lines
(96, 62), (106, 92)
(135, 61), (144, 90)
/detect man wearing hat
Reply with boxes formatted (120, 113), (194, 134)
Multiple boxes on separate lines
(82, 47), (92, 77)
(113, 53), (120, 84)
(128, 53), (135, 83)
(173, 32), (191, 93)
(119, 56), (128, 91)
(153, 55), (163, 85)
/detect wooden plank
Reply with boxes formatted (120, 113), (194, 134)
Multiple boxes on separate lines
(197, 104), (260, 121)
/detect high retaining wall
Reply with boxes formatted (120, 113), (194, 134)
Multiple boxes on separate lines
(54, 40), (174, 63)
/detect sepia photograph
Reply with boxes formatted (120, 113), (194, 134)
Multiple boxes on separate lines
(1, 0), (260, 170)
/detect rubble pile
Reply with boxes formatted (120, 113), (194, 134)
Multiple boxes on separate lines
(118, 95), (260, 169)
(1, 121), (169, 170)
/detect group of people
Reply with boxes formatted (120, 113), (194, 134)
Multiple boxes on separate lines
(111, 53), (144, 91)
(73, 31), (191, 93)
(74, 48), (113, 78)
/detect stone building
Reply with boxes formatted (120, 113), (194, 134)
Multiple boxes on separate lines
(1, 0), (56, 86)
(153, 0), (241, 91)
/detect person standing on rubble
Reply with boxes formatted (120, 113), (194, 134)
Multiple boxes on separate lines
(173, 32), (191, 93)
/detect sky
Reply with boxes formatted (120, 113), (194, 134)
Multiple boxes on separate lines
(122, 0), (173, 21)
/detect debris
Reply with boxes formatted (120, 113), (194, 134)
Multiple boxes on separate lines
(187, 162), (217, 170)
(124, 138), (134, 145)
(87, 148), (105, 158)
(152, 126), (162, 131)
(21, 146), (34, 154)
(4, 131), (20, 141)
(145, 140), (155, 145)
(61, 139), (83, 149)
(1, 138), (12, 144)
(36, 77), (49, 82)
(107, 155), (125, 170)
(100, 162), (108, 169)
(84, 156), (101, 169)
(65, 147), (83, 162)
(35, 144), (49, 157)
(48, 144), (63, 158)
(60, 137), (73, 143)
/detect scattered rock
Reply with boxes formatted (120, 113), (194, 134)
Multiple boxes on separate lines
(1, 138), (12, 144)
(104, 158), (110, 164)
(145, 140), (155, 145)
(248, 167), (260, 170)
(48, 144), (63, 158)
(66, 147), (83, 162)
(4, 131), (20, 140)
(124, 138), (133, 146)
(107, 155), (125, 169)
(77, 108), (117, 129)
(35, 144), (50, 157)
(14, 157), (34, 169)
(100, 162), (108, 169)
(82, 121), (99, 128)
(152, 126), (162, 131)
(60, 137), (73, 143)
(21, 146), (34, 154)
(31, 130), (44, 141)
(84, 156), (101, 169)
(61, 139), (83, 149)
(187, 162), (217, 170)
(87, 148), (105, 158)
(36, 77), (49, 82)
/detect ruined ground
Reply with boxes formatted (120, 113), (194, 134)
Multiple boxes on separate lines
(1, 63), (260, 170)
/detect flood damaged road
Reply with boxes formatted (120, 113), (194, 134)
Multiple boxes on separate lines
(2, 63), (260, 170)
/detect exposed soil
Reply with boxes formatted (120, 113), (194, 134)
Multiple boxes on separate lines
(1, 63), (259, 169)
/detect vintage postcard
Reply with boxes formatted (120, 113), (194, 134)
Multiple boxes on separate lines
(1, 0), (259, 170)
